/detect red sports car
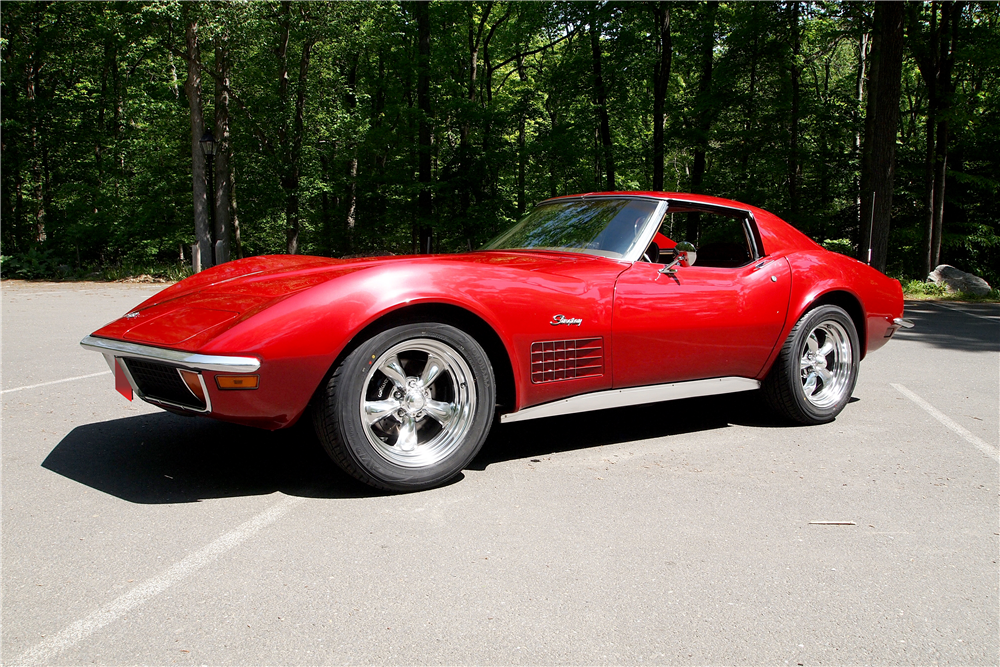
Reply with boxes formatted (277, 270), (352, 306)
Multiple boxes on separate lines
(82, 193), (910, 491)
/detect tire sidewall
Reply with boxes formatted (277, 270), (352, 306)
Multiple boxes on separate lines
(788, 305), (860, 423)
(334, 323), (495, 491)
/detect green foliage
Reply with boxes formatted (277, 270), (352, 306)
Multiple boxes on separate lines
(2, 1), (999, 283)
(900, 279), (949, 298)
(901, 278), (1000, 302)
(0, 248), (190, 282)
(822, 238), (854, 256)
(1, 248), (65, 279)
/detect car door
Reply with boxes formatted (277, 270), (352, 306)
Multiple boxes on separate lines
(611, 209), (791, 389)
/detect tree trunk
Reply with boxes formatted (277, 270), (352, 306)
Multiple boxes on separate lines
(319, 152), (335, 254)
(788, 1), (802, 220)
(652, 3), (671, 192)
(416, 0), (433, 252)
(455, 3), (492, 247)
(32, 127), (45, 243)
(688, 1), (717, 243)
(590, 17), (615, 191)
(27, 47), (45, 244)
(369, 51), (388, 246)
(285, 38), (314, 256)
(183, 10), (211, 272)
(854, 25), (869, 234)
(168, 52), (180, 99)
(276, 3), (314, 256)
(858, 1), (904, 273)
(213, 35), (232, 265)
(740, 28), (760, 196)
(516, 53), (528, 215)
(909, 1), (964, 275)
(1, 24), (20, 251)
(229, 167), (242, 259)
(344, 54), (359, 253)
(275, 2), (297, 255)
(928, 2), (961, 270)
(97, 34), (110, 193)
(922, 99), (936, 271)
(547, 103), (558, 198)
(929, 115), (949, 268)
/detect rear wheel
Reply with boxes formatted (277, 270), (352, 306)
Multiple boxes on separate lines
(763, 304), (859, 424)
(314, 323), (495, 491)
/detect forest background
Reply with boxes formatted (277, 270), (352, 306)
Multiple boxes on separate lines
(2, 1), (998, 289)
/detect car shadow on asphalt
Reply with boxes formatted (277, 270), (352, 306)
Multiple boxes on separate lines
(42, 413), (375, 503)
(43, 390), (794, 503)
(471, 390), (792, 469)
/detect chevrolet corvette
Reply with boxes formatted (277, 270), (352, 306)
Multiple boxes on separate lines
(82, 193), (910, 491)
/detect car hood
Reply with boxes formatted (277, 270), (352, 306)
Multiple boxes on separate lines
(92, 251), (622, 350)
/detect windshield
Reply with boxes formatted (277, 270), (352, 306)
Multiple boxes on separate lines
(483, 198), (661, 259)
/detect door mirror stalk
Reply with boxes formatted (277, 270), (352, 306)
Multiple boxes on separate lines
(659, 251), (687, 275)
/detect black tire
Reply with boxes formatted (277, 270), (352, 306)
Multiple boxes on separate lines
(314, 322), (495, 492)
(762, 304), (860, 425)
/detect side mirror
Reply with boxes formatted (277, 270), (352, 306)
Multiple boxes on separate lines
(658, 242), (697, 275)
(675, 241), (697, 266)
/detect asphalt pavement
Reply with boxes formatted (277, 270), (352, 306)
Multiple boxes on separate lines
(2, 280), (998, 665)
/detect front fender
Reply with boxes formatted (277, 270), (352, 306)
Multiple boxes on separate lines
(200, 255), (622, 423)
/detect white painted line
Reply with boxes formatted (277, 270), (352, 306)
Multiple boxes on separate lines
(1, 370), (111, 395)
(891, 383), (999, 465)
(14, 495), (306, 666)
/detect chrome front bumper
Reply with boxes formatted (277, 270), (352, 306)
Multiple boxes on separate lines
(80, 336), (260, 414)
(80, 336), (260, 372)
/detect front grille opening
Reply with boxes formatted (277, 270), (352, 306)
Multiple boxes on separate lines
(123, 358), (205, 410)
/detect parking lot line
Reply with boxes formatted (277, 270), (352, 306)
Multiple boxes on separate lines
(1, 371), (111, 395)
(892, 382), (999, 464)
(13, 495), (306, 666)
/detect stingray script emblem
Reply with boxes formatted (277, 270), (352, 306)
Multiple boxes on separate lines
(550, 314), (583, 326)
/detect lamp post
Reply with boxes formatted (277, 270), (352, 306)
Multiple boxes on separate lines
(199, 131), (216, 266)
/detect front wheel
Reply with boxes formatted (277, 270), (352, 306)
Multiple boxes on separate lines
(314, 322), (495, 492)
(763, 304), (859, 424)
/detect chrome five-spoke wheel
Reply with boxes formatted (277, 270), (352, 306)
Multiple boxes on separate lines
(314, 322), (495, 492)
(763, 304), (860, 424)
(361, 339), (476, 468)
(798, 320), (853, 410)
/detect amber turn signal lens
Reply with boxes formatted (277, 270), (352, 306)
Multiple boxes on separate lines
(178, 369), (206, 403)
(215, 374), (259, 390)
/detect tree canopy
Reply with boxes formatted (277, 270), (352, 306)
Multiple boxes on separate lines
(3, 1), (998, 285)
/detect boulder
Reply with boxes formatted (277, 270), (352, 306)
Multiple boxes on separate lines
(927, 264), (992, 297)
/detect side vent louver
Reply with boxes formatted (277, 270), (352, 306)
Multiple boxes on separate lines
(530, 338), (604, 383)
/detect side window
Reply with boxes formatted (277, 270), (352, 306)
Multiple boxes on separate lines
(659, 206), (756, 268)
(695, 212), (754, 268)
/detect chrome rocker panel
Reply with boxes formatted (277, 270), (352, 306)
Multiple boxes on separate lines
(500, 376), (761, 424)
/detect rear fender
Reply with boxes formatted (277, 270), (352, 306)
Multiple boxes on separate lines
(756, 251), (902, 378)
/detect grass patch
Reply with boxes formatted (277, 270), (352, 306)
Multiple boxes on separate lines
(902, 279), (1000, 302)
